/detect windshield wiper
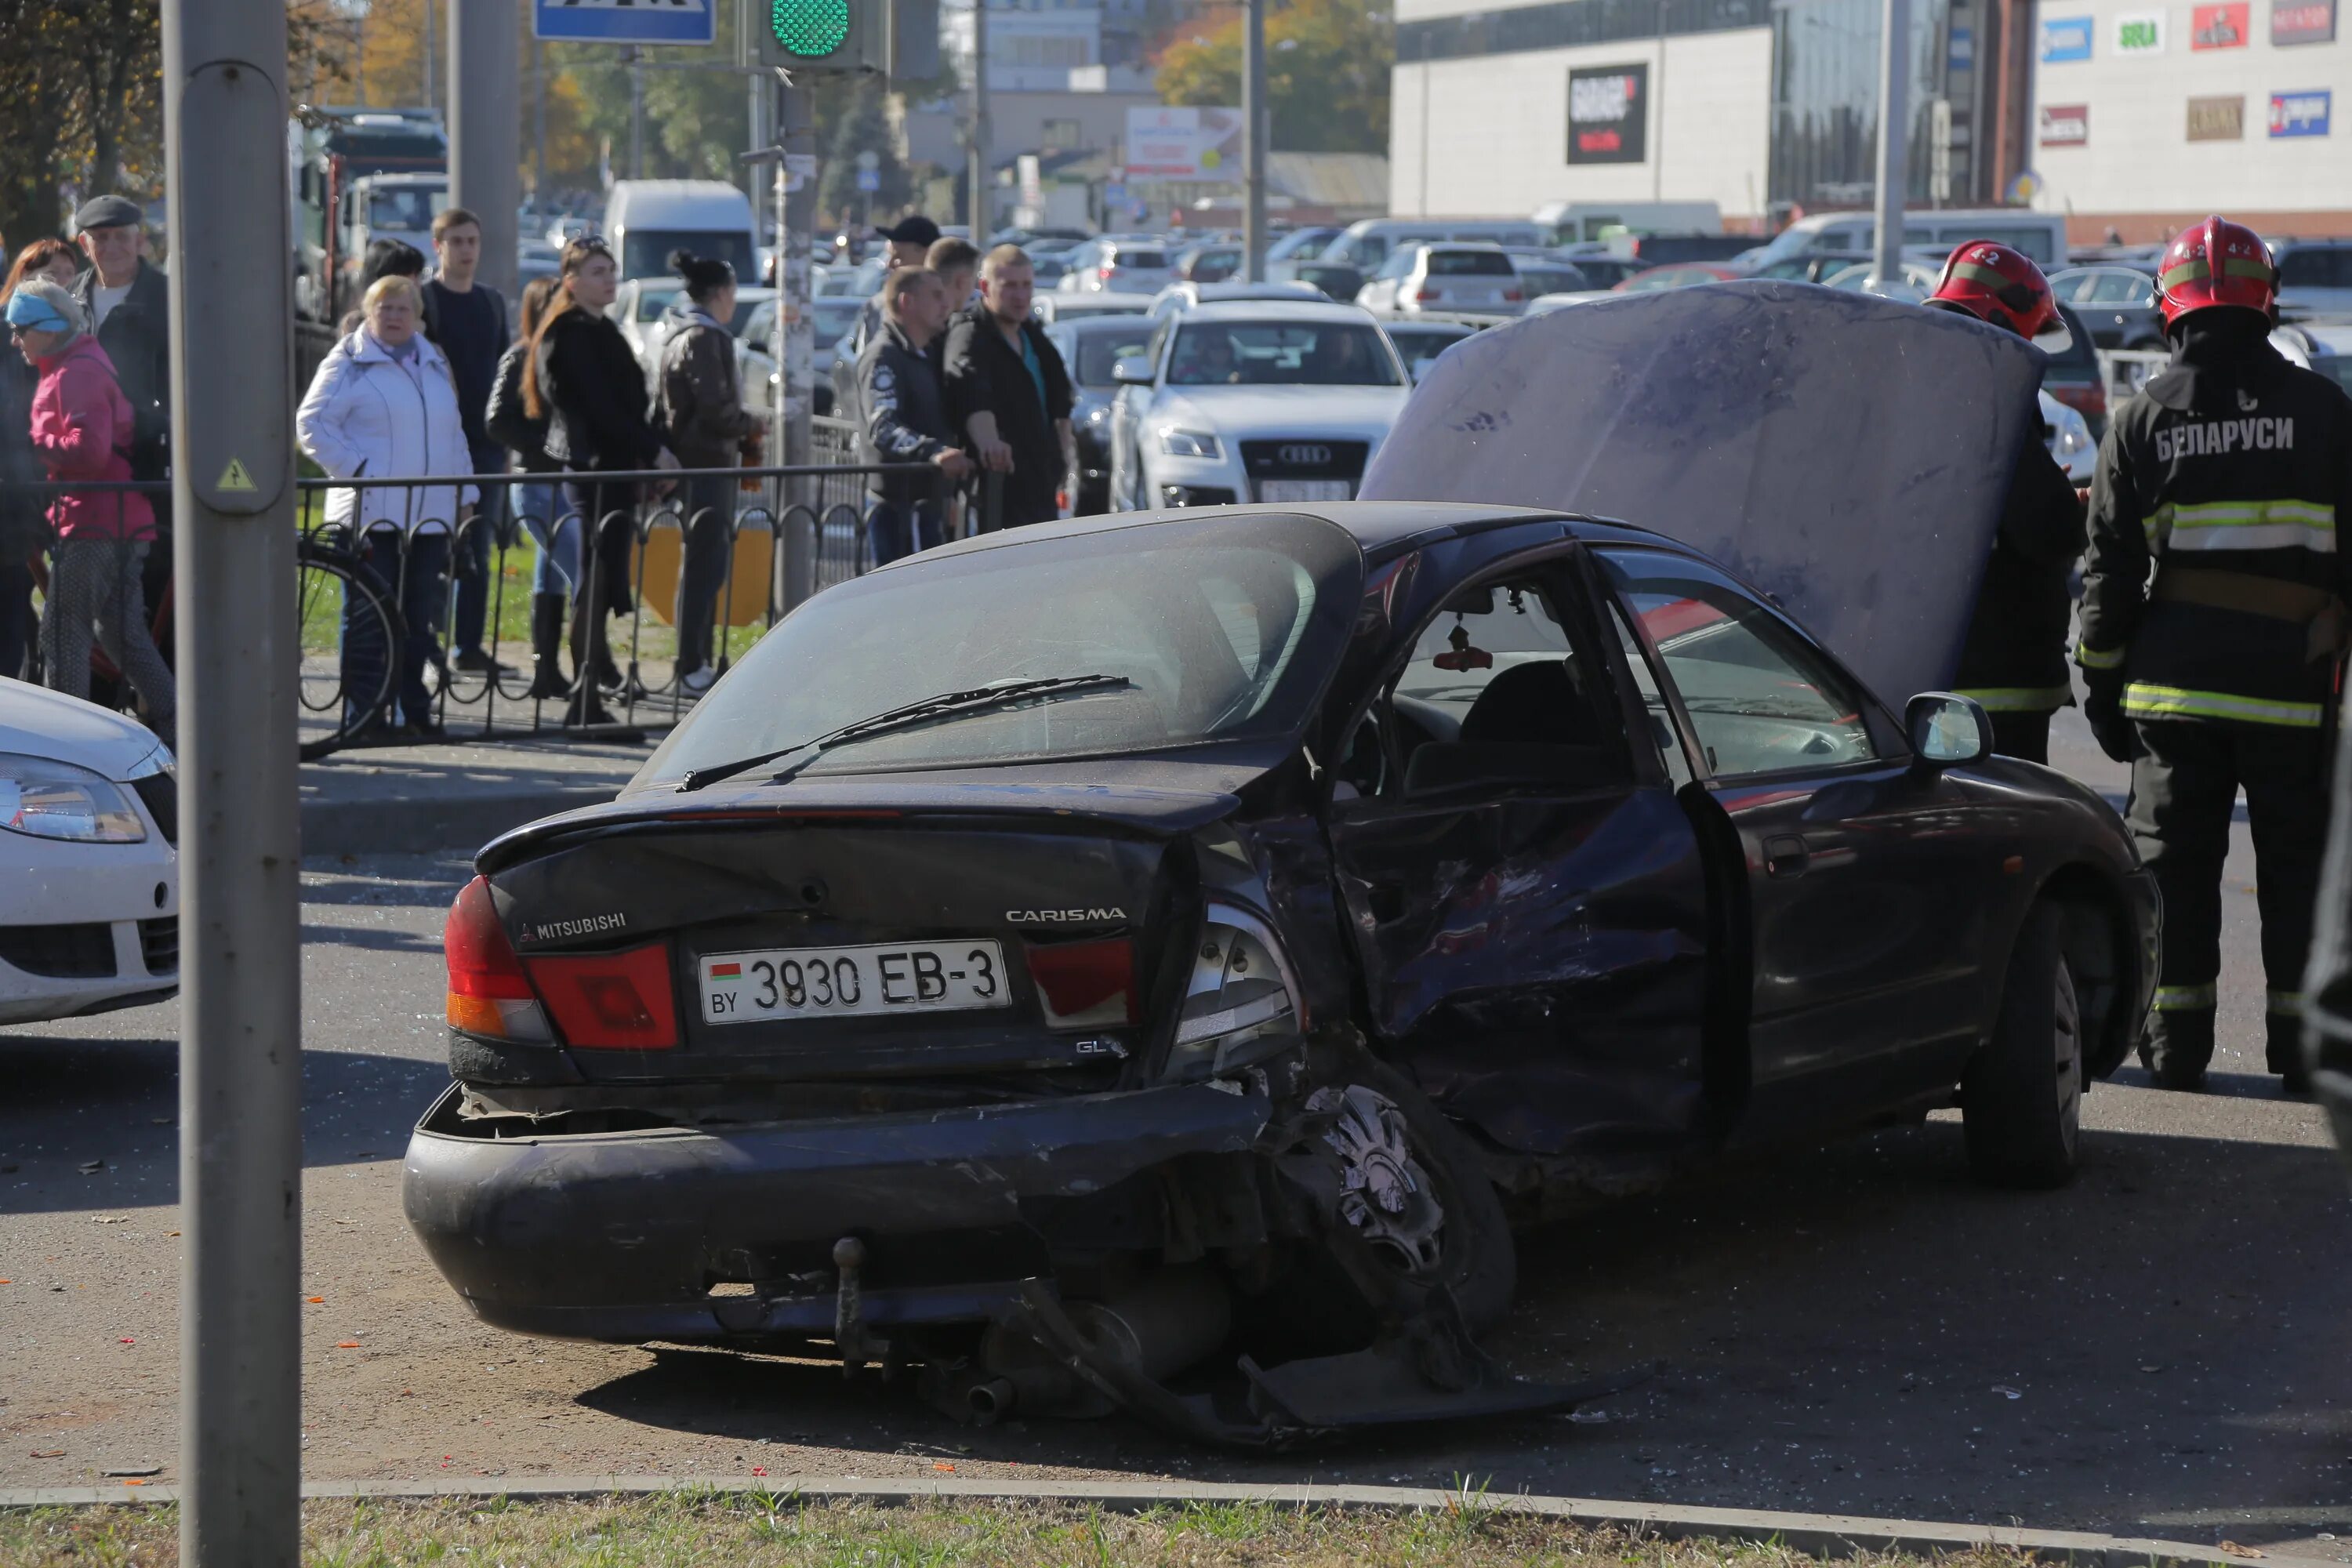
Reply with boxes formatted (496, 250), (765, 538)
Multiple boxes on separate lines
(675, 675), (1134, 793)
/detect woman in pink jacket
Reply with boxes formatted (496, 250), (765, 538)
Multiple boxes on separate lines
(6, 278), (173, 739)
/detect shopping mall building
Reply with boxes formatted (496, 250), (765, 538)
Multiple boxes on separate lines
(1388, 0), (2352, 241)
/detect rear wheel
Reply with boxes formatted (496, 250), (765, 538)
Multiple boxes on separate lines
(295, 543), (403, 761)
(1963, 901), (2083, 1188)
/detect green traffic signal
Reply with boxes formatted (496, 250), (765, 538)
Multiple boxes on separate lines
(771, 0), (851, 57)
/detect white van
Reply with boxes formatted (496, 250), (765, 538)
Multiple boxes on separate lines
(602, 180), (758, 282)
(1318, 218), (1547, 272)
(1533, 200), (1722, 245)
(1744, 208), (2071, 272)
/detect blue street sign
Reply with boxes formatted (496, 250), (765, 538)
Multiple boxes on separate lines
(2271, 88), (2332, 136)
(1103, 182), (1128, 205)
(535, 0), (717, 45)
(1950, 25), (1976, 64)
(856, 167), (881, 191)
(2040, 15), (2095, 60)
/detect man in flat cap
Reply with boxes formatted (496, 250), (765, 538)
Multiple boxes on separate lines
(69, 195), (171, 495)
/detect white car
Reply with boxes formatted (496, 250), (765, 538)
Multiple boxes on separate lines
(1106, 301), (1411, 510)
(608, 280), (775, 394)
(2041, 389), (2096, 485)
(1144, 280), (1327, 321)
(0, 679), (178, 1025)
(1355, 242), (1527, 318)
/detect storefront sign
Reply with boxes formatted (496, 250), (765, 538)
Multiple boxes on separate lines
(2191, 2), (2251, 46)
(2039, 103), (2091, 144)
(2272, 0), (2337, 43)
(2115, 11), (2168, 52)
(2270, 89), (2333, 135)
(2187, 94), (2246, 138)
(1567, 64), (1650, 164)
(2040, 15), (2095, 59)
(1123, 107), (1243, 180)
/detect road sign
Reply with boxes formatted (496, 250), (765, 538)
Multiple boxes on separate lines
(856, 167), (880, 191)
(534, 0), (717, 45)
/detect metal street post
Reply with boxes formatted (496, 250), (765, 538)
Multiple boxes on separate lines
(782, 77), (815, 600)
(630, 47), (647, 176)
(1242, 0), (1267, 282)
(163, 0), (303, 1562)
(967, 0), (991, 234)
(1871, 0), (1913, 285)
(449, 0), (521, 303)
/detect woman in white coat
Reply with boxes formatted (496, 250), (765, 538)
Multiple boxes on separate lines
(296, 274), (479, 737)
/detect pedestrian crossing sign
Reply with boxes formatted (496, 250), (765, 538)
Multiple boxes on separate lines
(533, 0), (716, 45)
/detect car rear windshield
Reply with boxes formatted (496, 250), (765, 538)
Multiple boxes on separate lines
(1076, 327), (1152, 385)
(1169, 322), (1400, 386)
(1425, 250), (1515, 276)
(1112, 249), (1170, 270)
(635, 512), (1364, 786)
(619, 228), (758, 284)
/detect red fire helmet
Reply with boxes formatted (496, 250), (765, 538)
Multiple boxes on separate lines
(2157, 216), (2278, 328)
(1927, 241), (2068, 347)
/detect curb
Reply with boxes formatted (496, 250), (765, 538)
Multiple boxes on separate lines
(0, 1475), (2311, 1566)
(297, 782), (612, 858)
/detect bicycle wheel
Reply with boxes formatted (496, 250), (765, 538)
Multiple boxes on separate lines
(296, 542), (405, 761)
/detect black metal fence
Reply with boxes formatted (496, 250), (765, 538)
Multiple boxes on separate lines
(9, 455), (989, 758)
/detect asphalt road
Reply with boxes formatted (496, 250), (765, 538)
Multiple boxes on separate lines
(5, 710), (2350, 1556)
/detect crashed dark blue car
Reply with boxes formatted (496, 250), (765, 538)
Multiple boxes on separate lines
(404, 285), (2159, 1444)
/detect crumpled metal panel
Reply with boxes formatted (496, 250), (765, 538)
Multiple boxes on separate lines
(1359, 281), (2048, 710)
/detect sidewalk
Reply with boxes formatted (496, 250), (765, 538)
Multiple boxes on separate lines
(299, 735), (652, 857)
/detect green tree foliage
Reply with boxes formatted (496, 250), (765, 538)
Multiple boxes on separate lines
(0, 0), (165, 256)
(1154, 0), (1393, 154)
(818, 78), (913, 226)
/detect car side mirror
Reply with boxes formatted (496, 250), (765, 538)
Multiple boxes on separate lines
(1111, 358), (1155, 386)
(1906, 692), (1992, 768)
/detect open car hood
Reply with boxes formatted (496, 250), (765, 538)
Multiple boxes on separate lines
(1359, 280), (2047, 710)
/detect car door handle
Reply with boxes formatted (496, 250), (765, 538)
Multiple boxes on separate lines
(1764, 835), (1809, 878)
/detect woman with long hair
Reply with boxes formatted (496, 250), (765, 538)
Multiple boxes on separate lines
(486, 274), (579, 699)
(523, 235), (676, 725)
(0, 238), (78, 679)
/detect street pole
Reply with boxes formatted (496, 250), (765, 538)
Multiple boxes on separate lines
(630, 47), (646, 177)
(744, 0), (766, 255)
(535, 41), (549, 214)
(763, 73), (816, 608)
(968, 0), (990, 234)
(449, 0), (520, 304)
(162, 0), (303, 1562)
(1871, 0), (1912, 285)
(423, 0), (436, 113)
(1242, 0), (1266, 281)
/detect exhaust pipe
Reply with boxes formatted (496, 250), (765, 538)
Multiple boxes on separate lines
(966, 1265), (1234, 1423)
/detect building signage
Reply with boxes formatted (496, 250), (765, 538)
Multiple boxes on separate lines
(2187, 94), (2246, 138)
(2273, 0), (2338, 43)
(2271, 89), (2333, 135)
(1949, 24), (1976, 64)
(2040, 16), (2095, 59)
(532, 0), (715, 45)
(2039, 103), (2091, 144)
(2191, 2), (2251, 46)
(1567, 64), (1650, 164)
(2115, 11), (2169, 51)
(1123, 107), (1243, 180)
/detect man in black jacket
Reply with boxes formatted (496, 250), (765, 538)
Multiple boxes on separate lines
(2078, 216), (2352, 1092)
(942, 245), (1074, 528)
(68, 196), (169, 485)
(857, 267), (971, 563)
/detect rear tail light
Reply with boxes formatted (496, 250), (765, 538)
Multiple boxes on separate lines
(1166, 906), (1301, 1081)
(1408, 285), (1443, 304)
(445, 877), (553, 1043)
(1025, 937), (1138, 1029)
(524, 943), (681, 1050)
(1502, 286), (1524, 302)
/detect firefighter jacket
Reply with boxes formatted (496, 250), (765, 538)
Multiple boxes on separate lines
(1955, 441), (2086, 713)
(2077, 335), (2352, 730)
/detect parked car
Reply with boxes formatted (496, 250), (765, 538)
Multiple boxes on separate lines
(1356, 243), (1527, 318)
(1615, 263), (1742, 294)
(1145, 280), (1327, 321)
(2049, 267), (2165, 350)
(1746, 252), (1864, 284)
(609, 279), (773, 394)
(2041, 389), (2096, 484)
(1032, 292), (1156, 325)
(1820, 260), (1941, 300)
(1379, 318), (1486, 383)
(1059, 237), (1176, 296)
(740, 293), (861, 422)
(1739, 209), (2070, 274)
(1319, 218), (1545, 272)
(2272, 239), (2352, 319)
(2268, 321), (2352, 397)
(1266, 227), (1341, 263)
(0, 678), (178, 1026)
(1045, 314), (1156, 515)
(2040, 303), (2109, 440)
(1105, 301), (1410, 510)
(1173, 242), (1243, 284)
(1289, 262), (1366, 303)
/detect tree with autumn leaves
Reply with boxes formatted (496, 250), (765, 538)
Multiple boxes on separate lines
(1152, 0), (1392, 155)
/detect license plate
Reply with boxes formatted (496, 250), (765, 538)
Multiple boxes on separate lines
(699, 941), (1011, 1024)
(1258, 479), (1352, 503)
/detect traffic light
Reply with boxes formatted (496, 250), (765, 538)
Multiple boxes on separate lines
(760, 0), (882, 71)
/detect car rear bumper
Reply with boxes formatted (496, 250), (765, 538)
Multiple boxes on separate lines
(401, 1080), (1271, 1342)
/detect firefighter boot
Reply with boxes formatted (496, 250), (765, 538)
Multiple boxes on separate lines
(2141, 1007), (2215, 1092)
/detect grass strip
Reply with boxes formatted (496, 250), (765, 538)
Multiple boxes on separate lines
(0, 1491), (2045, 1568)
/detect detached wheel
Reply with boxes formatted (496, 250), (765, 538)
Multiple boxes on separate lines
(1291, 1043), (1517, 1335)
(1964, 901), (2083, 1188)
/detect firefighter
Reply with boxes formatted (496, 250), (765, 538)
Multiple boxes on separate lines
(1921, 240), (2088, 764)
(2078, 216), (2352, 1093)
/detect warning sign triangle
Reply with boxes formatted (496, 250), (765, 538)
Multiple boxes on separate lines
(216, 457), (257, 493)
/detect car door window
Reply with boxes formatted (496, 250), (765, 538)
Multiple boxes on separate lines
(1606, 598), (1694, 787)
(1598, 548), (1875, 779)
(1341, 572), (1627, 801)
